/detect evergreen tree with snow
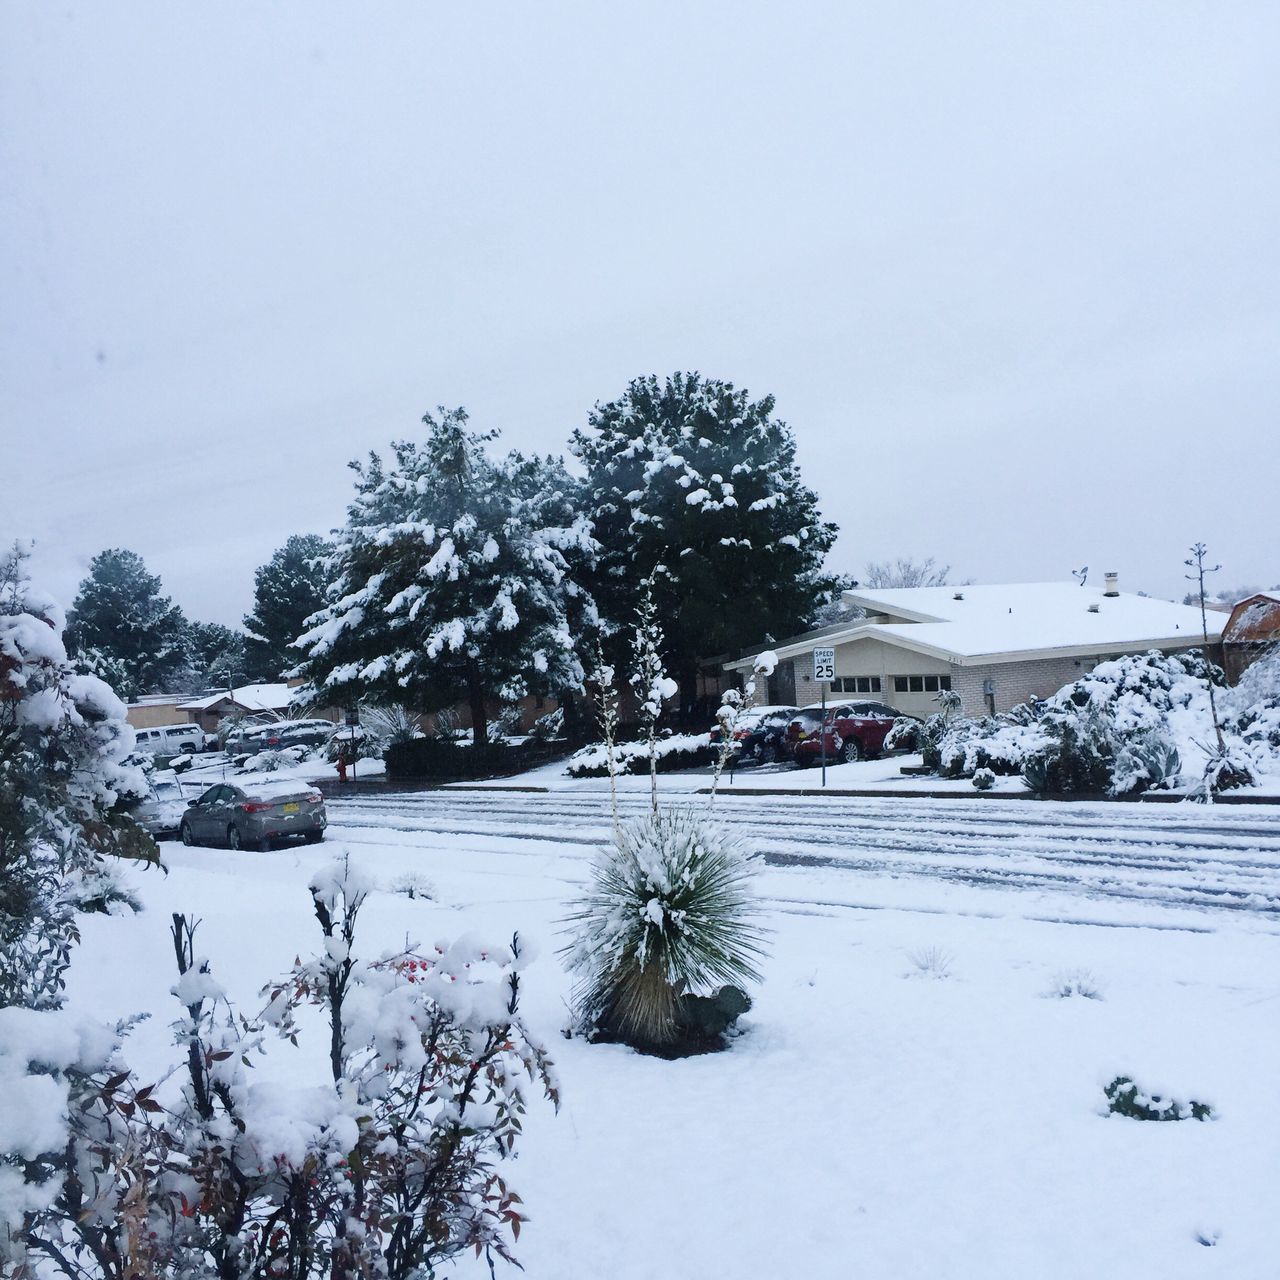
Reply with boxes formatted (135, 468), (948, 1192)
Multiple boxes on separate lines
(185, 619), (247, 691)
(242, 532), (332, 680)
(65, 548), (190, 700)
(0, 542), (148, 1011)
(297, 408), (596, 743)
(571, 372), (837, 711)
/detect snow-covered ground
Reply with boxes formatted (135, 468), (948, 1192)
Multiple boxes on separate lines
(69, 790), (1280, 1278)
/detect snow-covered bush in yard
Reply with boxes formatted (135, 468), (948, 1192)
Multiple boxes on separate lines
(971, 767), (995, 791)
(1104, 1075), (1212, 1122)
(1224, 644), (1280, 782)
(562, 808), (767, 1054)
(10, 857), (559, 1278)
(0, 542), (156, 1268)
(239, 743), (311, 773)
(934, 651), (1253, 797)
(529, 707), (565, 742)
(566, 732), (713, 778)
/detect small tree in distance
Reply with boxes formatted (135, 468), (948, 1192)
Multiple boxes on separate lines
(1184, 541), (1226, 753)
(862, 556), (950, 589)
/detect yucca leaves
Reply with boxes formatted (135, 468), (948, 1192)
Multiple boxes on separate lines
(563, 808), (768, 1049)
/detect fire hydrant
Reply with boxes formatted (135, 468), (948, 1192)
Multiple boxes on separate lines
(336, 751), (348, 783)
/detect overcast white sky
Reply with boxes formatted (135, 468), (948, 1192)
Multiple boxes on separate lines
(3, 2), (1277, 626)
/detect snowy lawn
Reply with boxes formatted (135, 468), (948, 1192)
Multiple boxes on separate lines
(67, 791), (1280, 1279)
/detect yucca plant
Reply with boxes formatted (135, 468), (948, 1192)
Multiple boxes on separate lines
(563, 807), (768, 1052)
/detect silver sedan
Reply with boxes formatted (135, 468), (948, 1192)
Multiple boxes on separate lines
(179, 781), (326, 851)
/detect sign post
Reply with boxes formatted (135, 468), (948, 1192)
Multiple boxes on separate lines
(812, 648), (835, 788)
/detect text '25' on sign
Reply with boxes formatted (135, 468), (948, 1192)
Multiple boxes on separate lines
(812, 648), (836, 682)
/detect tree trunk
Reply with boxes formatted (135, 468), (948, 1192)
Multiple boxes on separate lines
(678, 663), (699, 730)
(466, 660), (488, 745)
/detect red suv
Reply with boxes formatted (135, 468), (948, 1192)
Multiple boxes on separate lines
(787, 701), (907, 766)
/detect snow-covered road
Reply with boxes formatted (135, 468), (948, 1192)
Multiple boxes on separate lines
(326, 789), (1280, 925)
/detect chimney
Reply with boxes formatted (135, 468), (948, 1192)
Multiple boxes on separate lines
(1103, 571), (1119, 597)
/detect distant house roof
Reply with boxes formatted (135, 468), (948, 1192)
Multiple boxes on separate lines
(178, 682), (296, 713)
(1223, 593), (1280, 645)
(726, 581), (1225, 671)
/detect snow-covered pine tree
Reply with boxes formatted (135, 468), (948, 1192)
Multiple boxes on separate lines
(184, 619), (247, 691)
(297, 408), (597, 744)
(571, 372), (838, 712)
(65, 548), (190, 700)
(242, 532), (332, 680)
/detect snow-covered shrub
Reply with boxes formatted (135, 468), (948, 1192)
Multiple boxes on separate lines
(1110, 729), (1182, 796)
(529, 707), (565, 742)
(1104, 1076), (1212, 1122)
(884, 716), (922, 753)
(905, 946), (953, 980)
(389, 870), (435, 900)
(239, 743), (310, 773)
(563, 808), (767, 1054)
(1020, 711), (1115, 796)
(566, 732), (713, 778)
(433, 706), (464, 741)
(359, 702), (421, 749)
(1048, 969), (1103, 1000)
(0, 543), (149, 1012)
(939, 715), (1049, 779)
(935, 653), (1234, 797)
(9, 858), (558, 1278)
(489, 703), (524, 742)
(971, 767), (995, 791)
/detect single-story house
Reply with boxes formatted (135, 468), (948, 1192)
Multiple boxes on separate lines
(1221, 591), (1280, 684)
(725, 576), (1226, 719)
(177, 682), (327, 735)
(123, 693), (193, 730)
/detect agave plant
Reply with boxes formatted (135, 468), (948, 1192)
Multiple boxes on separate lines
(563, 808), (768, 1051)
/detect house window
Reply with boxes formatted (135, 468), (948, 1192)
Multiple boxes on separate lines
(831, 676), (881, 693)
(892, 674), (952, 694)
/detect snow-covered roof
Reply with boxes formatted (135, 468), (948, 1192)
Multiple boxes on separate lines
(727, 582), (1226, 670)
(178, 682), (296, 712)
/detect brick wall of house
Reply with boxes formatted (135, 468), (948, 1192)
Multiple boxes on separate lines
(952, 655), (1095, 717)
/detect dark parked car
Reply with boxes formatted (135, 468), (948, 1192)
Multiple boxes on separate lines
(225, 719), (338, 756)
(788, 701), (912, 766)
(129, 773), (188, 838)
(710, 705), (798, 765)
(179, 781), (326, 851)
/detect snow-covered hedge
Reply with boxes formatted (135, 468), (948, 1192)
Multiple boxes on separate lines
(566, 732), (713, 778)
(932, 650), (1272, 797)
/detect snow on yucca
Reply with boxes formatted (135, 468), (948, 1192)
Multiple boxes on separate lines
(563, 808), (767, 1051)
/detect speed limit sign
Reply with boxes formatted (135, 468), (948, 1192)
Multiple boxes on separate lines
(812, 648), (835, 682)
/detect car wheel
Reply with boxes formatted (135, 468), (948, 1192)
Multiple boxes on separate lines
(180, 821), (195, 847)
(840, 738), (861, 764)
(304, 830), (323, 844)
(758, 742), (779, 765)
